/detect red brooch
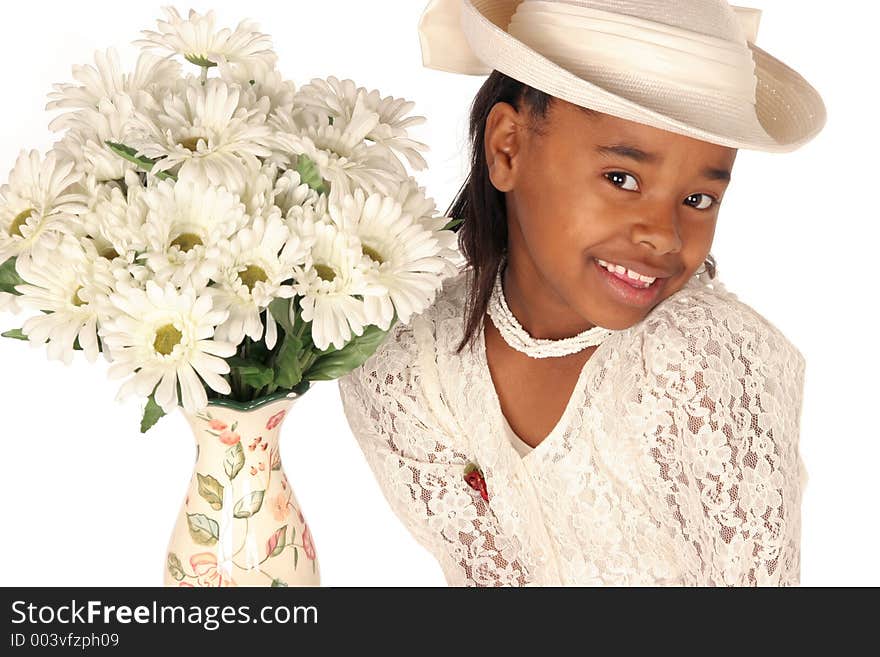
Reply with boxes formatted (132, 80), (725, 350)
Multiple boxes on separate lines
(464, 462), (489, 502)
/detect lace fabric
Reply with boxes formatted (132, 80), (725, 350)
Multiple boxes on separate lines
(337, 266), (809, 586)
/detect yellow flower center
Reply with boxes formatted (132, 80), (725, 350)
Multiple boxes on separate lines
(239, 264), (268, 293)
(314, 264), (336, 282)
(178, 136), (207, 152)
(170, 232), (203, 252)
(153, 323), (183, 356)
(71, 287), (87, 307)
(9, 209), (34, 237)
(362, 245), (385, 265)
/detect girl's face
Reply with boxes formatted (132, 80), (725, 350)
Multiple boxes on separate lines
(485, 98), (737, 334)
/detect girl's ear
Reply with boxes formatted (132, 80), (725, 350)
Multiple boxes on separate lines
(484, 101), (524, 193)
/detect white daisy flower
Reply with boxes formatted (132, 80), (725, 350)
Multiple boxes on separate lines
(272, 168), (319, 218)
(53, 94), (142, 182)
(80, 169), (149, 260)
(0, 149), (89, 263)
(127, 77), (274, 194)
(141, 178), (248, 289)
(288, 211), (379, 351)
(394, 177), (460, 250)
(0, 292), (23, 315)
(296, 76), (429, 170)
(99, 279), (236, 415)
(238, 159), (280, 219)
(217, 55), (296, 118)
(14, 234), (116, 365)
(46, 48), (179, 133)
(55, 173), (119, 244)
(135, 7), (277, 71)
(209, 208), (309, 350)
(328, 188), (457, 329)
(271, 92), (403, 205)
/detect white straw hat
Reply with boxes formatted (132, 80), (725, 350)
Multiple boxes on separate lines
(418, 0), (826, 152)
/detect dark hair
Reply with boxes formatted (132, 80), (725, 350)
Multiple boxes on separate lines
(444, 70), (716, 355)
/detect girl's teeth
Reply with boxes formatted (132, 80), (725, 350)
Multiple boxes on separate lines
(596, 258), (656, 285)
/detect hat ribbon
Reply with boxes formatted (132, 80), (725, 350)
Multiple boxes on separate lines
(509, 1), (756, 101)
(420, 0), (763, 104)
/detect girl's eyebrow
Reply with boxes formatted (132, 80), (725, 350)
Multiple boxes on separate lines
(596, 143), (659, 164)
(595, 143), (731, 182)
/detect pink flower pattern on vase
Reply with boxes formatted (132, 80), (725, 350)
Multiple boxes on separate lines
(189, 552), (237, 587)
(164, 394), (320, 587)
(218, 429), (241, 446)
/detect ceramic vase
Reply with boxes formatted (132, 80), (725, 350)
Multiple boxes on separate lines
(164, 390), (320, 587)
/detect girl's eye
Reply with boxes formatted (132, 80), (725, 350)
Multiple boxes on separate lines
(606, 172), (718, 211)
(605, 171), (639, 191)
(685, 193), (716, 211)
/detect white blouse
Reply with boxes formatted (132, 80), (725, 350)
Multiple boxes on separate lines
(502, 413), (536, 458)
(337, 265), (809, 586)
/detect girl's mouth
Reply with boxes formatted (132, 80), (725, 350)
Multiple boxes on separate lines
(593, 257), (666, 307)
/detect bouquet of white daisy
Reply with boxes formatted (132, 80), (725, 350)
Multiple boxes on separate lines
(0, 7), (460, 433)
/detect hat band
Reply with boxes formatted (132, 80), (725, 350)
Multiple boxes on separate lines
(507, 1), (758, 102)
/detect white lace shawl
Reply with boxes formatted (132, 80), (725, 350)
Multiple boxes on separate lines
(337, 267), (809, 586)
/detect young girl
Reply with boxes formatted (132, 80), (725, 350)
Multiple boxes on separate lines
(338, 0), (825, 586)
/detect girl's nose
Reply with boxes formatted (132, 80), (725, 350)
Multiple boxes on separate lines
(628, 204), (684, 255)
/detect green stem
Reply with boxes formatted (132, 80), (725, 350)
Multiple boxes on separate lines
(230, 366), (242, 400)
(242, 338), (252, 401)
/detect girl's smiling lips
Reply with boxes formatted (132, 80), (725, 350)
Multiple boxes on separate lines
(593, 256), (676, 280)
(592, 257), (670, 307)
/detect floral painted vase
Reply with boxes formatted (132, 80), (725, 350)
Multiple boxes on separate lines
(164, 390), (320, 587)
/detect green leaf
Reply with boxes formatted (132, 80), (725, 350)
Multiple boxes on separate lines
(184, 54), (217, 68)
(1, 328), (27, 341)
(268, 298), (295, 336)
(442, 217), (464, 232)
(167, 553), (185, 581)
(305, 322), (392, 381)
(105, 141), (176, 181)
(241, 365), (274, 390)
(243, 337), (270, 363)
(270, 578), (288, 587)
(196, 473), (224, 511)
(294, 154), (330, 195)
(4, 326), (97, 352)
(227, 356), (275, 389)
(267, 525), (287, 558)
(140, 393), (166, 434)
(223, 442), (245, 480)
(233, 490), (266, 518)
(0, 257), (24, 295)
(293, 546), (299, 570)
(272, 333), (304, 389)
(186, 513), (220, 545)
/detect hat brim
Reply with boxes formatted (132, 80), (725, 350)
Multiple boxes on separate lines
(449, 0), (827, 153)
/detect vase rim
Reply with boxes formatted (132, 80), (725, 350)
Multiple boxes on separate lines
(201, 388), (303, 413)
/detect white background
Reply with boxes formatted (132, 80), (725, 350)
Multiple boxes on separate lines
(0, 1), (875, 587)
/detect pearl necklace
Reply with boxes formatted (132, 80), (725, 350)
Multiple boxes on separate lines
(486, 257), (619, 359)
